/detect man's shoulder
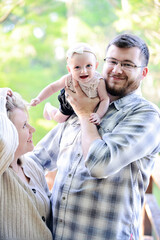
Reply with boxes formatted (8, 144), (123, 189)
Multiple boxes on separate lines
(116, 92), (160, 116)
(135, 95), (160, 114)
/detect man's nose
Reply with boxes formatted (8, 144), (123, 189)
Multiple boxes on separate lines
(112, 62), (123, 74)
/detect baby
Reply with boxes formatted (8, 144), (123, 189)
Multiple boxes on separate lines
(30, 43), (109, 125)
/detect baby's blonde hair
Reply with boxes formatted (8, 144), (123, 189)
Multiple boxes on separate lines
(66, 42), (97, 61)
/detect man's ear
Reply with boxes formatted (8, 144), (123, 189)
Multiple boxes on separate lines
(67, 65), (71, 73)
(142, 67), (148, 78)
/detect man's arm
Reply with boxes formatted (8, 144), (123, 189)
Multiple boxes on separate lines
(66, 81), (160, 178)
(65, 79), (101, 158)
(27, 122), (64, 172)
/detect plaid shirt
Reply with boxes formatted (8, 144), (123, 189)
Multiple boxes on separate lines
(29, 90), (160, 240)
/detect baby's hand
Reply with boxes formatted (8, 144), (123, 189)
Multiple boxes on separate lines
(89, 112), (101, 125)
(30, 98), (40, 106)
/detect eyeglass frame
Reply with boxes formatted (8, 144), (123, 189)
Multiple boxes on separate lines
(104, 57), (146, 70)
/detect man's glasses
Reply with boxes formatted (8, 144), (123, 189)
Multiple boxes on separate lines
(104, 57), (146, 71)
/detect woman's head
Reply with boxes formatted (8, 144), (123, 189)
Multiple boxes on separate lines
(6, 92), (28, 119)
(6, 92), (35, 159)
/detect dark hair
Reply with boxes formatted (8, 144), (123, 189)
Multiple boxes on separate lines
(106, 33), (149, 66)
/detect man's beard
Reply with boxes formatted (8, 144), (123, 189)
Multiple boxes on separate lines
(105, 81), (126, 97)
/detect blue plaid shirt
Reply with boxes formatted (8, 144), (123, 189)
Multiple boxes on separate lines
(28, 90), (160, 240)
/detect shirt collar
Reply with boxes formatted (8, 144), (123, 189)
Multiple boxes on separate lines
(66, 88), (142, 119)
(111, 88), (142, 111)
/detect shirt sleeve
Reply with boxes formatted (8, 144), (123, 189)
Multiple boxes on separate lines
(27, 122), (65, 172)
(85, 105), (160, 178)
(0, 96), (18, 176)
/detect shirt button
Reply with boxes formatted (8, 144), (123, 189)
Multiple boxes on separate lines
(68, 174), (72, 177)
(59, 219), (63, 223)
(77, 153), (80, 157)
(62, 196), (66, 200)
(42, 216), (45, 222)
(32, 188), (36, 193)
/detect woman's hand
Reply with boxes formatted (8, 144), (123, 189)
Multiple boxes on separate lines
(65, 78), (99, 118)
(0, 88), (12, 98)
(0, 88), (13, 115)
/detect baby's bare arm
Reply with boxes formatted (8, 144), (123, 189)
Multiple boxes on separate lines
(30, 74), (69, 106)
(95, 79), (109, 118)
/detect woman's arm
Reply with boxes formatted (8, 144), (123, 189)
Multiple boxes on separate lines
(0, 88), (18, 175)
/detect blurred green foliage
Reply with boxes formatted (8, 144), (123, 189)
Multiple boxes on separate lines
(0, 0), (160, 145)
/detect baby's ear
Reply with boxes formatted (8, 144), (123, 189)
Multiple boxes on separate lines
(67, 65), (71, 73)
(95, 61), (99, 69)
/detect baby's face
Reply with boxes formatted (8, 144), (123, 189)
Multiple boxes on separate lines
(67, 52), (98, 84)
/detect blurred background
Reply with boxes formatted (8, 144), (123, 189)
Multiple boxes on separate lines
(1, 0), (160, 145)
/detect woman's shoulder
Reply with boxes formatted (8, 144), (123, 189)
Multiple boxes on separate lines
(22, 156), (44, 176)
(22, 156), (49, 187)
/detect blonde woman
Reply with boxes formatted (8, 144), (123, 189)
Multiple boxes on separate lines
(0, 88), (53, 240)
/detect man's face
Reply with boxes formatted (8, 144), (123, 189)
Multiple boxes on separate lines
(102, 45), (148, 97)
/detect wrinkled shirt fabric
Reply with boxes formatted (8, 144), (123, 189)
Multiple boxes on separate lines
(28, 90), (160, 240)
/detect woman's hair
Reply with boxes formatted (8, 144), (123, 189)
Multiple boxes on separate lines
(6, 92), (29, 165)
(6, 92), (29, 120)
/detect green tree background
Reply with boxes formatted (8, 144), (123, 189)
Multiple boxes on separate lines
(1, 0), (160, 145)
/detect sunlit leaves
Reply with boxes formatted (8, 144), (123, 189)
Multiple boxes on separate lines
(0, 0), (160, 144)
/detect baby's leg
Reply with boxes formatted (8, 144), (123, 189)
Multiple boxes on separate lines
(43, 102), (69, 123)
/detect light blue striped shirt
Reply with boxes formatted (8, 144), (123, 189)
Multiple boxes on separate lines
(28, 90), (160, 240)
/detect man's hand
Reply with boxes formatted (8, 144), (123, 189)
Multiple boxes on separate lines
(65, 78), (100, 119)
(66, 79), (101, 158)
